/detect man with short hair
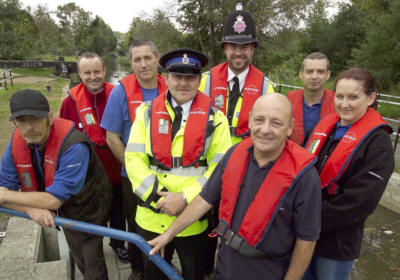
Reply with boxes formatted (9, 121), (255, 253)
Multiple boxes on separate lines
(101, 39), (167, 278)
(125, 48), (231, 280)
(59, 51), (128, 262)
(288, 52), (335, 146)
(148, 93), (321, 280)
(0, 89), (112, 280)
(200, 6), (274, 145)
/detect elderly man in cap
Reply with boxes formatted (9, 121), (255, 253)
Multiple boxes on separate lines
(0, 89), (112, 280)
(125, 48), (231, 280)
(148, 93), (321, 280)
(200, 4), (274, 145)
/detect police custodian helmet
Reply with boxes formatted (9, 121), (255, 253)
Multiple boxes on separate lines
(221, 3), (259, 47)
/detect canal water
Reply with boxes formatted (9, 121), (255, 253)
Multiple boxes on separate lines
(351, 206), (400, 280)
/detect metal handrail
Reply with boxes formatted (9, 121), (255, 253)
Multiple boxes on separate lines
(0, 206), (183, 280)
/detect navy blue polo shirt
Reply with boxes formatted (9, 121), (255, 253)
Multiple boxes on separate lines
(303, 99), (322, 132)
(200, 145), (321, 280)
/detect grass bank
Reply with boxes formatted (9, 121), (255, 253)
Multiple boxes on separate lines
(0, 68), (70, 155)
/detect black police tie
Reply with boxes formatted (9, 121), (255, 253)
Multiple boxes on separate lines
(227, 76), (240, 125)
(171, 105), (183, 141)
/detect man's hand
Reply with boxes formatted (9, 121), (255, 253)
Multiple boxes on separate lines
(156, 191), (186, 216)
(26, 207), (56, 228)
(148, 231), (174, 257)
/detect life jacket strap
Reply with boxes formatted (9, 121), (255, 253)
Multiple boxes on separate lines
(149, 156), (207, 169)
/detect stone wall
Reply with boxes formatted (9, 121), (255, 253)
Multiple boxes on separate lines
(379, 172), (400, 214)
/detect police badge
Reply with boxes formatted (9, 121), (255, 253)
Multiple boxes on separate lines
(233, 15), (246, 34)
(182, 53), (189, 64)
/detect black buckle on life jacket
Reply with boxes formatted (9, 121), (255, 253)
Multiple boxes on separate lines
(229, 126), (236, 136)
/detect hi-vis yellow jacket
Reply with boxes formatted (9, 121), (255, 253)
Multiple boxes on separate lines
(125, 92), (231, 236)
(199, 62), (274, 145)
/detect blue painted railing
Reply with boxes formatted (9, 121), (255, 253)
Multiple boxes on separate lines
(0, 206), (183, 280)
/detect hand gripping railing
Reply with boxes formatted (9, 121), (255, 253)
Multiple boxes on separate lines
(0, 206), (183, 280)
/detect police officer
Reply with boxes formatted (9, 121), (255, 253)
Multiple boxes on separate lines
(125, 48), (231, 280)
(200, 4), (274, 145)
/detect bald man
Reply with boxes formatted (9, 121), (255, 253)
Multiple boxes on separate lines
(148, 94), (322, 280)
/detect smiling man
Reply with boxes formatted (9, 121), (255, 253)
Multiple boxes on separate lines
(200, 6), (274, 145)
(100, 39), (167, 279)
(59, 52), (128, 263)
(0, 89), (112, 280)
(288, 52), (336, 146)
(125, 48), (231, 280)
(148, 93), (321, 280)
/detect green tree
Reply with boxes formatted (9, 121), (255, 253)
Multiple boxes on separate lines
(78, 16), (117, 56)
(301, 2), (365, 74)
(353, 0), (400, 90)
(124, 9), (183, 55)
(31, 4), (64, 56)
(0, 0), (38, 59)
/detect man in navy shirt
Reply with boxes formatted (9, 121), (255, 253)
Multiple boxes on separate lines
(288, 52), (335, 146)
(0, 89), (112, 280)
(148, 93), (321, 280)
(101, 38), (167, 279)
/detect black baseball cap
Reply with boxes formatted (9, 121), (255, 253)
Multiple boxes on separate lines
(159, 48), (208, 75)
(10, 89), (50, 121)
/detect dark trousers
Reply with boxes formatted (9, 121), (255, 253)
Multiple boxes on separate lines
(137, 225), (208, 280)
(63, 228), (108, 280)
(108, 183), (126, 249)
(122, 176), (144, 273)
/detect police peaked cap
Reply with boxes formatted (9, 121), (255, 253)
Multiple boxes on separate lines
(222, 10), (259, 47)
(159, 48), (208, 75)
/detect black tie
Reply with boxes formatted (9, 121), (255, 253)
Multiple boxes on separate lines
(227, 76), (240, 125)
(171, 105), (183, 141)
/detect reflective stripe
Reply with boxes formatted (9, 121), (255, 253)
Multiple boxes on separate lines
(210, 153), (224, 163)
(203, 73), (211, 96)
(144, 106), (151, 128)
(150, 165), (206, 177)
(135, 174), (156, 198)
(196, 175), (208, 187)
(262, 79), (272, 95)
(126, 142), (145, 153)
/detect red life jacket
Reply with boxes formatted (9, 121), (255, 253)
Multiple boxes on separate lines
(11, 118), (75, 192)
(219, 138), (316, 247)
(209, 62), (264, 137)
(288, 89), (336, 145)
(67, 82), (121, 186)
(306, 108), (391, 194)
(67, 82), (114, 147)
(120, 74), (168, 123)
(150, 91), (212, 169)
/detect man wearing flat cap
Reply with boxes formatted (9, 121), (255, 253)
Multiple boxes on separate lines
(0, 89), (112, 280)
(200, 4), (275, 145)
(125, 48), (231, 280)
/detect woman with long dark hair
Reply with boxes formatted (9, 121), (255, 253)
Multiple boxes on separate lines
(303, 67), (395, 279)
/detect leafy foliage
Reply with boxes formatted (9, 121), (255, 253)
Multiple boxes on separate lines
(0, 0), (38, 59)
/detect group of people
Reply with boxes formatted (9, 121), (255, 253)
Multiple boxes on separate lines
(0, 5), (395, 280)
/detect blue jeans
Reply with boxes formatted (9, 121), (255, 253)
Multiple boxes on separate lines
(302, 255), (354, 280)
